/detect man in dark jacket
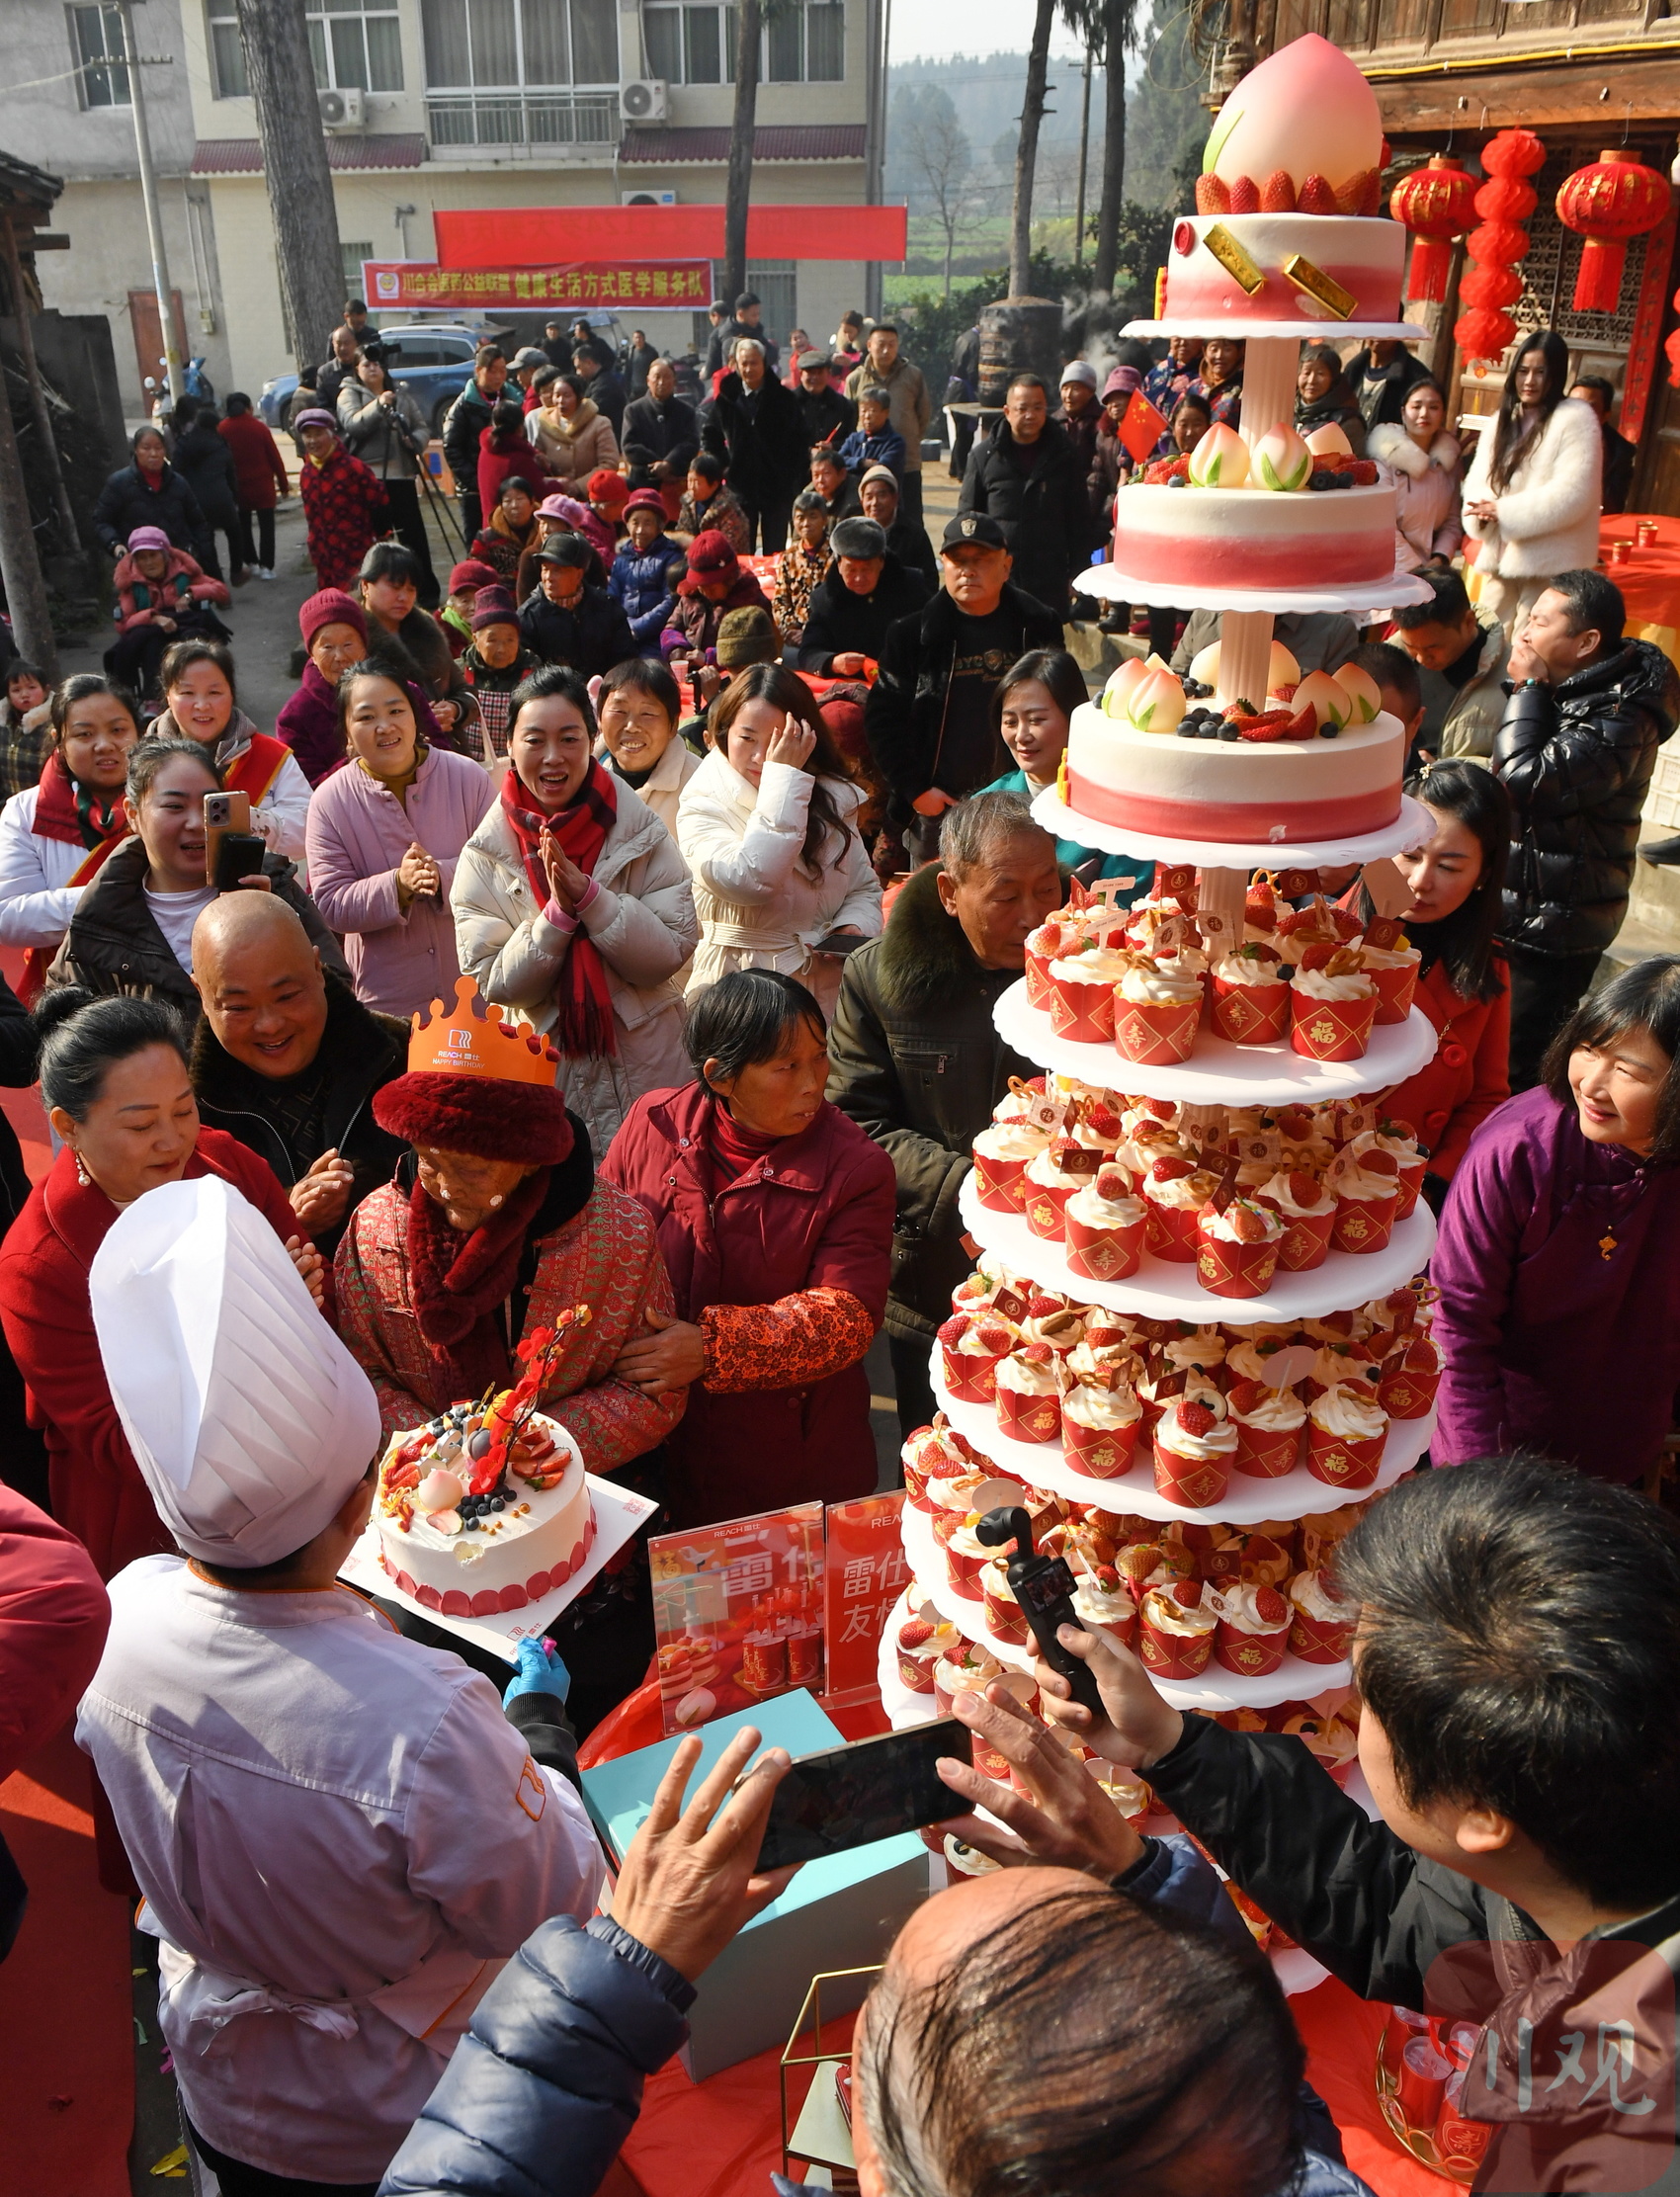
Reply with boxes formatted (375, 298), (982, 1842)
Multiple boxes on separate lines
(169, 400), (244, 584)
(573, 347), (627, 438)
(442, 346), (508, 544)
(959, 373), (1095, 612)
(189, 894), (407, 1261)
(1354, 338), (1432, 431)
(1494, 566), (1680, 1087)
(312, 324), (363, 417)
(705, 291), (780, 380)
(622, 358), (700, 475)
(703, 340), (807, 551)
(1571, 375), (1638, 516)
(827, 793), (1059, 1431)
(517, 534), (634, 677)
(866, 513), (1064, 858)
(794, 516), (928, 676)
(859, 465), (937, 590)
(626, 329), (658, 399)
(796, 348), (855, 450)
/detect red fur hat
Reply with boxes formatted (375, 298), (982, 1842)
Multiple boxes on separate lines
(374, 1072), (575, 1165)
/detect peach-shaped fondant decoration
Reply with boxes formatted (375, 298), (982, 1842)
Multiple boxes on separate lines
(1128, 666), (1187, 734)
(1253, 422), (1312, 492)
(1338, 662), (1383, 723)
(1305, 422), (1354, 459)
(1204, 34), (1384, 195)
(1293, 669), (1351, 729)
(1102, 657), (1149, 717)
(415, 1468), (466, 1515)
(1188, 422), (1250, 487)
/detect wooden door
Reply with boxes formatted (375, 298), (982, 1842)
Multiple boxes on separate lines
(127, 289), (188, 408)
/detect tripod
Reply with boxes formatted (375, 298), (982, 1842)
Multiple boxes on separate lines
(417, 453), (469, 558)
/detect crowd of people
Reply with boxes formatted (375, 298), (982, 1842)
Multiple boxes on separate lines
(0, 296), (1677, 2197)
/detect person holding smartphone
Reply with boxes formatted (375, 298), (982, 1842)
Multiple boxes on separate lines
(676, 663), (880, 1018)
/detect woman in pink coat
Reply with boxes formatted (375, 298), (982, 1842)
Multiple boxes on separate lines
(303, 666), (496, 1019)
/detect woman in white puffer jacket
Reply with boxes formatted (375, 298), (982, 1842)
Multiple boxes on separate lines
(677, 662), (881, 1017)
(1369, 379), (1463, 572)
(1461, 331), (1602, 633)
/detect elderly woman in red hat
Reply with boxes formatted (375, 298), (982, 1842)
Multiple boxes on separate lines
(335, 973), (685, 1722)
(658, 530), (773, 668)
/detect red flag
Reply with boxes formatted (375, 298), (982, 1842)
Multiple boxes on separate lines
(1119, 389), (1169, 465)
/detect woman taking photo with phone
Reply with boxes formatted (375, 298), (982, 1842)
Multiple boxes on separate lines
(452, 666), (697, 1156)
(337, 347), (438, 607)
(305, 665), (496, 1020)
(148, 638), (312, 859)
(1431, 955), (1680, 1489)
(601, 969), (894, 1526)
(49, 738), (342, 1025)
(676, 663), (880, 1016)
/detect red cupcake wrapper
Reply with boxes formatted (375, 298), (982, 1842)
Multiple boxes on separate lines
(1024, 944), (1055, 1008)
(1047, 971), (1117, 1044)
(1215, 1621), (1289, 1676)
(1211, 974), (1291, 1045)
(1394, 1156), (1426, 1222)
(1369, 959), (1419, 1026)
(1144, 1196), (1201, 1264)
(1331, 1189), (1398, 1255)
(1152, 1438), (1231, 1510)
(902, 1455), (931, 1510)
(897, 1649), (938, 1694)
(995, 1382), (1062, 1447)
(1290, 1606), (1356, 1663)
(1061, 1410), (1141, 1479)
(942, 1342), (1004, 1403)
(1137, 1615), (1215, 1679)
(1078, 1602), (1138, 1648)
(1196, 1230), (1281, 1301)
(1232, 1418), (1303, 1478)
(971, 1147), (1030, 1214)
(1291, 989), (1377, 1061)
(1256, 1197), (1335, 1272)
(929, 1502), (967, 1549)
(1114, 992), (1201, 1066)
(1378, 1364), (1440, 1420)
(1064, 1206), (1145, 1282)
(1306, 1422), (1386, 1490)
(944, 1540), (987, 1595)
(1024, 1176), (1078, 1241)
(982, 1577), (1029, 1645)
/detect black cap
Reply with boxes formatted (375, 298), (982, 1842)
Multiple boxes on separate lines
(536, 533), (592, 569)
(941, 511), (1008, 551)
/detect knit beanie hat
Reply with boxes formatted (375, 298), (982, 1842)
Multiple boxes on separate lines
(448, 558), (501, 594)
(588, 468), (630, 507)
(679, 530), (739, 595)
(715, 606), (780, 667)
(470, 586), (519, 631)
(298, 588), (368, 649)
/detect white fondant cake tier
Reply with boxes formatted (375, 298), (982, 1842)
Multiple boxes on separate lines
(1162, 212), (1404, 327)
(376, 1408), (595, 1618)
(1114, 481), (1394, 591)
(1065, 705), (1403, 845)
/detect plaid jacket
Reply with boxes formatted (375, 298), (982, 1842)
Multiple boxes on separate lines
(334, 1177), (685, 1469)
(298, 443), (390, 593)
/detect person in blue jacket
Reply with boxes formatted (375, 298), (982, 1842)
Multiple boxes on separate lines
(608, 488), (683, 649)
(978, 649), (1152, 899)
(837, 384), (907, 483)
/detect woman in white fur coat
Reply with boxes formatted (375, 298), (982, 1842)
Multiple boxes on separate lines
(1461, 331), (1602, 633)
(1370, 380), (1463, 571)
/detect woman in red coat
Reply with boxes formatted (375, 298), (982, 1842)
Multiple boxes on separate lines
(218, 393), (291, 580)
(601, 968), (896, 1526)
(1358, 759), (1513, 1204)
(0, 992), (324, 1579)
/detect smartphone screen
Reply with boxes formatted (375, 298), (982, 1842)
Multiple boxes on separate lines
(753, 1719), (972, 1872)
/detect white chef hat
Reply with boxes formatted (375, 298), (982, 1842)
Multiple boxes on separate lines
(89, 1175), (382, 1567)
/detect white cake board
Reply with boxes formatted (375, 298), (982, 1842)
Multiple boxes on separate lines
(1124, 318), (1431, 343)
(994, 976), (1438, 1107)
(958, 1171), (1437, 1327)
(1073, 561), (1435, 616)
(339, 1474), (659, 1664)
(930, 1351), (1433, 1527)
(1032, 786), (1436, 870)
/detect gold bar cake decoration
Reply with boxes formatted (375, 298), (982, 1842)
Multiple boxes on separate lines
(1281, 253), (1356, 321)
(1202, 222), (1266, 296)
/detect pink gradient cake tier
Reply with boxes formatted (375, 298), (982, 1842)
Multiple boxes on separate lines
(1159, 213), (1404, 329)
(1064, 706), (1403, 845)
(1113, 479), (1395, 592)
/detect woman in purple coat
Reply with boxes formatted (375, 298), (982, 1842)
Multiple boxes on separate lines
(1430, 955), (1680, 1485)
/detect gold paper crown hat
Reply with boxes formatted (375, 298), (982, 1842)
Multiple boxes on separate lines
(408, 974), (561, 1090)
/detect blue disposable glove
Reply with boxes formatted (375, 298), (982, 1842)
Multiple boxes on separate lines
(503, 1635), (571, 1707)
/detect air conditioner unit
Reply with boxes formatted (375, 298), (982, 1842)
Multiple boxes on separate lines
(318, 86), (366, 131)
(619, 79), (668, 124)
(622, 189), (677, 207)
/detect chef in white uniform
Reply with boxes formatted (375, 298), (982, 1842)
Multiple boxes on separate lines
(77, 1174), (605, 2195)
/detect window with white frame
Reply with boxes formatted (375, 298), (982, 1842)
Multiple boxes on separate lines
(206, 0), (403, 98)
(69, 3), (128, 108)
(642, 0), (842, 83)
(340, 241), (375, 298)
(421, 0), (620, 91)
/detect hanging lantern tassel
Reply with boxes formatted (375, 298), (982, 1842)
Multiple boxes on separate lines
(1556, 150), (1670, 315)
(1389, 156), (1479, 304)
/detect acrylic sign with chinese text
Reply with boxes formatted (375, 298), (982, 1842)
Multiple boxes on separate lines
(821, 1492), (909, 1707)
(648, 1502), (824, 1738)
(363, 261), (713, 311)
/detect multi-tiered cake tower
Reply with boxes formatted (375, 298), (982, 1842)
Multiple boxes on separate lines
(880, 34), (1446, 1997)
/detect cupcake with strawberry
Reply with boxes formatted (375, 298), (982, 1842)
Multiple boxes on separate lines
(1141, 1152), (1218, 1261)
(1306, 1380), (1388, 1490)
(1225, 1376), (1307, 1479)
(900, 1417), (975, 1511)
(1061, 1374), (1143, 1479)
(1289, 944), (1378, 1061)
(1210, 941), (1291, 1045)
(1153, 1394), (1238, 1508)
(1025, 916), (1072, 1007)
(1358, 918), (1422, 1025)
(980, 1555), (1029, 1645)
(1367, 1118), (1428, 1218)
(1113, 952), (1204, 1065)
(1045, 940), (1125, 1043)
(1288, 1568), (1356, 1663)
(994, 1342), (1064, 1445)
(1070, 1560), (1139, 1646)
(932, 1638), (1000, 1713)
(895, 1608), (958, 1693)
(938, 1309), (1018, 1403)
(1136, 1576), (1218, 1677)
(1212, 1581), (1293, 1675)
(1063, 1162), (1147, 1284)
(1327, 1142), (1402, 1254)
(1195, 1193), (1284, 1300)
(1255, 1165), (1338, 1271)
(970, 1115), (1049, 1214)
(1023, 1138), (1100, 1241)
(1018, 1295), (1086, 1357)
(1377, 1330), (1443, 1420)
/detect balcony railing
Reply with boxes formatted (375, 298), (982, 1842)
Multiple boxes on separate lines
(425, 91), (618, 149)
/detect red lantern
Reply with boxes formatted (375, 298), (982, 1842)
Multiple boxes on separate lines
(1390, 155), (1479, 303)
(1459, 265), (1524, 309)
(1455, 127), (1545, 365)
(1468, 220), (1530, 267)
(1474, 178), (1539, 225)
(1457, 306), (1518, 361)
(1555, 149), (1670, 314)
(1480, 128), (1547, 183)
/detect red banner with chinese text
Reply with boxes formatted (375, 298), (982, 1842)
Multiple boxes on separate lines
(363, 260), (712, 312)
(821, 1492), (909, 1707)
(648, 1502), (824, 1737)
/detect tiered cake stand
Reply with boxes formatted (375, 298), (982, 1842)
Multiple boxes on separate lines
(879, 316), (1440, 1989)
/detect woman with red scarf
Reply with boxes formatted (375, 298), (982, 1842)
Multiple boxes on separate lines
(334, 972), (684, 1728)
(452, 664), (697, 1157)
(0, 676), (140, 1001)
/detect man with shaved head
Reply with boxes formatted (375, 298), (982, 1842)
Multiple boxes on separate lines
(189, 892), (407, 1256)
